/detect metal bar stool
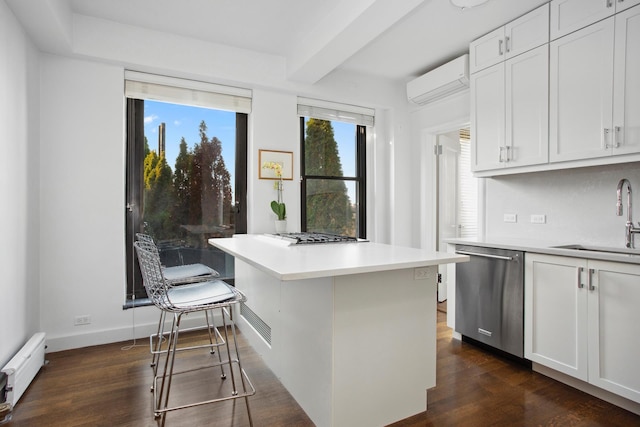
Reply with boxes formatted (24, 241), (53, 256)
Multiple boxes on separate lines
(135, 233), (221, 373)
(134, 241), (255, 426)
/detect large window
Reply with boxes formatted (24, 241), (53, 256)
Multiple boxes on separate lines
(299, 99), (371, 239)
(125, 73), (249, 303)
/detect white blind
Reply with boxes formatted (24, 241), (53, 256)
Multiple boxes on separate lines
(297, 97), (374, 126)
(124, 71), (252, 113)
(458, 130), (477, 239)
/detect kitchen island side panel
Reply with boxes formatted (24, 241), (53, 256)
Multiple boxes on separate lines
(235, 258), (335, 426)
(234, 259), (438, 426)
(333, 267), (438, 426)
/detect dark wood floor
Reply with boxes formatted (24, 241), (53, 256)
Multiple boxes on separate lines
(7, 307), (640, 426)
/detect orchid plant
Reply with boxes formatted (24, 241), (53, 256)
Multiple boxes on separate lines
(262, 161), (286, 220)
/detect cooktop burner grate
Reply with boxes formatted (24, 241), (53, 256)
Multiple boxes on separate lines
(272, 232), (359, 244)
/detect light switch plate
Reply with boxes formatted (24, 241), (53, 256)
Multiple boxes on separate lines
(531, 214), (546, 224)
(503, 213), (517, 223)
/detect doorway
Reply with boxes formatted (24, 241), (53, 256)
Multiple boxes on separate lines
(436, 127), (477, 311)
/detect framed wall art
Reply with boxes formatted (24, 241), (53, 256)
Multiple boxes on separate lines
(259, 149), (294, 180)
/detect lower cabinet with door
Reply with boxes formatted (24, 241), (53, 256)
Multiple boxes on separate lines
(525, 253), (640, 405)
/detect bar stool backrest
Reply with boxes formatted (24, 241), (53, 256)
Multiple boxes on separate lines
(134, 241), (172, 311)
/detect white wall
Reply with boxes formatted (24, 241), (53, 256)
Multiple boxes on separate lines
(485, 162), (640, 247)
(2, 0), (459, 352)
(30, 16), (408, 350)
(408, 91), (471, 250)
(249, 90), (300, 234)
(0, 1), (40, 367)
(39, 55), (162, 351)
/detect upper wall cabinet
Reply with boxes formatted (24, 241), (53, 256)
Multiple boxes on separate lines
(550, 0), (640, 40)
(471, 45), (549, 172)
(470, 3), (549, 74)
(613, 5), (640, 155)
(550, 5), (640, 162)
(549, 18), (615, 162)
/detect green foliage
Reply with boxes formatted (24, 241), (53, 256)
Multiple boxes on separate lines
(304, 119), (355, 236)
(143, 151), (177, 240)
(270, 200), (286, 220)
(143, 120), (233, 246)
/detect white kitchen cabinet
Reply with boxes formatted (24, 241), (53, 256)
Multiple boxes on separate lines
(612, 5), (640, 155)
(550, 5), (640, 163)
(471, 63), (504, 171)
(525, 254), (588, 380)
(470, 3), (549, 74)
(550, 0), (640, 40)
(549, 17), (615, 162)
(587, 259), (640, 403)
(525, 253), (640, 403)
(471, 45), (548, 172)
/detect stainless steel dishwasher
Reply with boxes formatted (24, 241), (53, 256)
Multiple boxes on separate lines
(455, 244), (525, 358)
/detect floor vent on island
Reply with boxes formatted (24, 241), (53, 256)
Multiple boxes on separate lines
(240, 303), (271, 345)
(2, 333), (46, 408)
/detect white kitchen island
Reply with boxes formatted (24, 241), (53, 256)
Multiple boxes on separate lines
(210, 235), (468, 427)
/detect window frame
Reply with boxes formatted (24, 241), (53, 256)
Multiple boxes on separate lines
(124, 99), (248, 304)
(299, 117), (367, 239)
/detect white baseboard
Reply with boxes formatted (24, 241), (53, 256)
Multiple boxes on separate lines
(45, 312), (220, 353)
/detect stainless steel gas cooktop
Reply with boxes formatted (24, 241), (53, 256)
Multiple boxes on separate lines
(269, 232), (363, 244)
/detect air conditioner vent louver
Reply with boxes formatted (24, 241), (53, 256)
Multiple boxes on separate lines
(407, 54), (469, 105)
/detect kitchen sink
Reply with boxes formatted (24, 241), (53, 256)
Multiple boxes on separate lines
(552, 244), (640, 256)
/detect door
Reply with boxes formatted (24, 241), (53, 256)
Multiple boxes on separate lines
(437, 131), (459, 302)
(587, 260), (640, 403)
(549, 17), (615, 162)
(505, 2), (549, 59)
(471, 64), (505, 171)
(469, 27), (504, 73)
(436, 128), (477, 303)
(550, 0), (615, 40)
(525, 253), (589, 381)
(506, 44), (549, 167)
(612, 5), (640, 155)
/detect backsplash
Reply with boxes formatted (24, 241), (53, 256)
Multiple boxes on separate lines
(485, 162), (640, 248)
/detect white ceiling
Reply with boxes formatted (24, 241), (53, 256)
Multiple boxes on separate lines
(8, 0), (549, 83)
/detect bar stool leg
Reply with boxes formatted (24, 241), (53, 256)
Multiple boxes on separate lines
(221, 306), (253, 426)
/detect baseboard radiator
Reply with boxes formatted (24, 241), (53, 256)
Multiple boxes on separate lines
(1, 333), (46, 407)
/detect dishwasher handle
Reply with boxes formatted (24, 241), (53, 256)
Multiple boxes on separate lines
(455, 250), (514, 261)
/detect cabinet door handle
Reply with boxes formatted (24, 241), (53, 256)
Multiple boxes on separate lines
(505, 146), (511, 162)
(577, 267), (584, 289)
(587, 268), (596, 291)
(614, 126), (622, 148)
(607, 0), (613, 7)
(604, 128), (612, 149)
(505, 36), (511, 53)
(499, 146), (504, 162)
(499, 39), (504, 56)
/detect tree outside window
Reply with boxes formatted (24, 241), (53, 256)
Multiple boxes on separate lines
(301, 117), (366, 238)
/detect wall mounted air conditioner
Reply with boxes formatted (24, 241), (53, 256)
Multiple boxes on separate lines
(406, 54), (469, 105)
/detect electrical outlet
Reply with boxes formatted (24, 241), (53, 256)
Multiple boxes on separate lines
(531, 214), (546, 224)
(74, 315), (91, 326)
(503, 213), (517, 223)
(414, 267), (431, 280)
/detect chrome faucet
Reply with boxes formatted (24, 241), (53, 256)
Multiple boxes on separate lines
(616, 178), (640, 248)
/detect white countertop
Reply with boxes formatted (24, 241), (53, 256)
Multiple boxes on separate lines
(210, 235), (468, 280)
(445, 237), (640, 265)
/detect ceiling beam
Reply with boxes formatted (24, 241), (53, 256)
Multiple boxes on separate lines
(286, 0), (426, 84)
